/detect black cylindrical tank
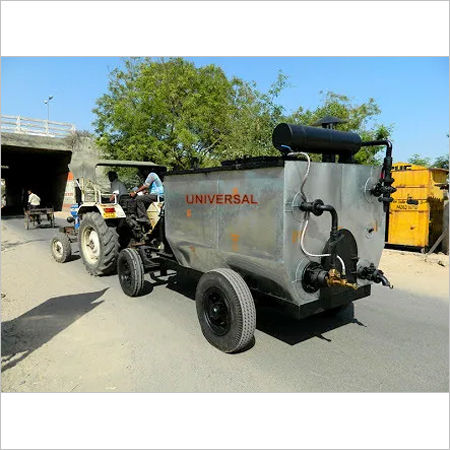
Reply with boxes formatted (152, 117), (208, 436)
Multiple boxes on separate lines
(272, 123), (362, 154)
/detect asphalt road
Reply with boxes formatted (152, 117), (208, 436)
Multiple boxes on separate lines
(1, 215), (448, 392)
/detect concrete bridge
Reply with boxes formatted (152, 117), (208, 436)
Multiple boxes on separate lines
(1, 115), (97, 213)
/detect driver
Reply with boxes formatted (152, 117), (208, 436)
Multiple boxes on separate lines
(130, 171), (164, 225)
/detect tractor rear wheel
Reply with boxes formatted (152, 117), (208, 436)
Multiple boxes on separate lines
(117, 248), (145, 297)
(51, 232), (72, 263)
(78, 212), (119, 276)
(195, 268), (256, 353)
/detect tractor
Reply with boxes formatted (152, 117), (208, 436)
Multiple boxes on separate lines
(50, 160), (167, 277)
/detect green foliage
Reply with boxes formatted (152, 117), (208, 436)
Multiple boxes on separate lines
(93, 58), (393, 169)
(407, 153), (431, 167)
(94, 57), (236, 170)
(432, 154), (449, 169)
(219, 72), (289, 160)
(407, 153), (449, 170)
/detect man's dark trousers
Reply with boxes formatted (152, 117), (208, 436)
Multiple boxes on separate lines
(136, 194), (158, 223)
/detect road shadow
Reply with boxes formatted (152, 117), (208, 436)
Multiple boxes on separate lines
(164, 272), (366, 346)
(1, 288), (107, 372)
(1, 214), (25, 220)
(255, 300), (365, 345)
(137, 271), (182, 297)
(33, 223), (57, 230)
(164, 270), (199, 300)
(2, 238), (51, 251)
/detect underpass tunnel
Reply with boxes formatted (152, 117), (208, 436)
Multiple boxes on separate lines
(1, 146), (72, 215)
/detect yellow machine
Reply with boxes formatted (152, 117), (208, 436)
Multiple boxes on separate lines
(387, 162), (448, 250)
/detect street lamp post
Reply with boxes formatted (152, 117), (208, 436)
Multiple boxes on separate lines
(43, 95), (53, 133)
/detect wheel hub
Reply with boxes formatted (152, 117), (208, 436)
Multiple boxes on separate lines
(204, 289), (230, 336)
(53, 241), (63, 256)
(119, 259), (132, 287)
(81, 226), (100, 264)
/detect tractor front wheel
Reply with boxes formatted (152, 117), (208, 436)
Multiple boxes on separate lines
(51, 232), (72, 263)
(78, 212), (119, 276)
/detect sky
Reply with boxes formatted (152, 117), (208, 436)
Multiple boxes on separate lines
(1, 57), (448, 163)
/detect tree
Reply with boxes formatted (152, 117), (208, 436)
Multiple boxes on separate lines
(93, 58), (237, 170)
(432, 155), (449, 169)
(408, 153), (431, 167)
(219, 72), (289, 160)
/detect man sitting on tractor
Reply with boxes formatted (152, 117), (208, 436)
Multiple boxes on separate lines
(130, 171), (164, 226)
(107, 171), (128, 202)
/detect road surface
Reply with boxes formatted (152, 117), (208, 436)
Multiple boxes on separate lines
(1, 215), (448, 392)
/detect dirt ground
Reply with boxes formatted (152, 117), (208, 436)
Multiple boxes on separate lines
(1, 217), (448, 392)
(379, 249), (448, 299)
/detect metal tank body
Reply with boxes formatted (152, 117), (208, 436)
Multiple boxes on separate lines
(164, 158), (385, 316)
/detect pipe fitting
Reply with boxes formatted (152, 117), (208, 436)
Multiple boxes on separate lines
(358, 263), (393, 289)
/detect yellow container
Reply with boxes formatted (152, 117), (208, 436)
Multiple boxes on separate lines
(387, 162), (448, 249)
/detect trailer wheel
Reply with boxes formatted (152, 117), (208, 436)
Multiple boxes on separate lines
(196, 268), (256, 353)
(117, 248), (145, 297)
(51, 232), (72, 263)
(78, 212), (119, 276)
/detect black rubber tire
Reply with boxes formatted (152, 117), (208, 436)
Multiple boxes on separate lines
(195, 268), (256, 353)
(117, 248), (145, 297)
(78, 212), (119, 276)
(50, 232), (72, 263)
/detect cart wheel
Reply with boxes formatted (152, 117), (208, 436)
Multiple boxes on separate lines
(117, 248), (145, 297)
(195, 268), (256, 353)
(51, 233), (72, 263)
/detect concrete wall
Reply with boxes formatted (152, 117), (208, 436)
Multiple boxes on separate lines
(1, 132), (101, 213)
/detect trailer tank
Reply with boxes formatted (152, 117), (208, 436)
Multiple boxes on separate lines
(164, 155), (386, 317)
(116, 120), (396, 353)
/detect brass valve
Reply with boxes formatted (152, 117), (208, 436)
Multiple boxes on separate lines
(326, 268), (359, 290)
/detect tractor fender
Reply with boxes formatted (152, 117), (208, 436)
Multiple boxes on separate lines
(78, 202), (126, 220)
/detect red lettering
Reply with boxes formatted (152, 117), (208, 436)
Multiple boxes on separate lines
(186, 193), (257, 205)
(250, 194), (258, 205)
(242, 194), (250, 204)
